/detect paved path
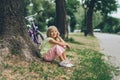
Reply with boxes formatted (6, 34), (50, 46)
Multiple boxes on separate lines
(94, 32), (120, 80)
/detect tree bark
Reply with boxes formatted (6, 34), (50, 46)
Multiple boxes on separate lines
(55, 0), (68, 39)
(86, 7), (94, 36)
(0, 0), (39, 62)
(86, 0), (96, 36)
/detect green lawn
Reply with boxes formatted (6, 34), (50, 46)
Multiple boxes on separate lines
(0, 33), (119, 80)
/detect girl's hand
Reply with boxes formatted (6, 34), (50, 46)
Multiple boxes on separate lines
(65, 43), (71, 49)
(56, 32), (60, 37)
(49, 38), (71, 49)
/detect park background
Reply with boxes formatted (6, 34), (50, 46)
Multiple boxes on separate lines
(0, 0), (120, 80)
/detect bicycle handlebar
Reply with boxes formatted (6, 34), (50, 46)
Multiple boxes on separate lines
(25, 13), (37, 22)
(25, 10), (43, 21)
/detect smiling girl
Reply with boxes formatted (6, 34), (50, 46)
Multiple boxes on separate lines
(40, 26), (73, 67)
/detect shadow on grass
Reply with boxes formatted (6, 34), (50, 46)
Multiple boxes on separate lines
(65, 37), (84, 45)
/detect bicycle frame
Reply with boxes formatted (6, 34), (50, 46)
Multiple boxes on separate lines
(25, 13), (44, 45)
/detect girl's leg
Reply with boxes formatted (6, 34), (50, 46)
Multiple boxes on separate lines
(62, 51), (66, 60)
(54, 45), (66, 61)
(59, 55), (65, 61)
(44, 45), (65, 61)
(58, 51), (67, 61)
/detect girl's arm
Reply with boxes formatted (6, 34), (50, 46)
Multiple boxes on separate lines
(57, 36), (71, 49)
(51, 37), (71, 49)
(56, 31), (71, 49)
(57, 36), (65, 43)
(49, 38), (67, 47)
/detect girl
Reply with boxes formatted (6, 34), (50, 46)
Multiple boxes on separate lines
(40, 26), (73, 67)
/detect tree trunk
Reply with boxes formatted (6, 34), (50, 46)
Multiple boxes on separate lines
(0, 0), (39, 62)
(86, 0), (96, 36)
(55, 0), (68, 39)
(86, 7), (94, 36)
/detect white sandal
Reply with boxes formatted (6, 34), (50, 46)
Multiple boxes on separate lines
(59, 60), (74, 67)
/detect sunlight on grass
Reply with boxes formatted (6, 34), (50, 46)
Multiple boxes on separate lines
(68, 33), (120, 80)
(1, 33), (120, 80)
(69, 33), (100, 51)
(71, 49), (113, 80)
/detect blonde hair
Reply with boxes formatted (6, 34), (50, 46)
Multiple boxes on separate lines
(46, 26), (59, 37)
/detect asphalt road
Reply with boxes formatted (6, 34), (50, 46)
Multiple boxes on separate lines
(94, 32), (120, 80)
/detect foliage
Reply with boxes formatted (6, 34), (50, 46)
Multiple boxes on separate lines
(70, 15), (77, 32)
(24, 0), (119, 35)
(75, 6), (85, 30)
(81, 0), (118, 36)
(24, 0), (55, 31)
(82, 0), (118, 16)
(38, 0), (55, 31)
(66, 0), (80, 32)
(97, 16), (120, 33)
(66, 0), (80, 15)
(93, 12), (103, 28)
(75, 7), (103, 31)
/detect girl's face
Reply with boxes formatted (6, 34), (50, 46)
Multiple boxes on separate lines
(49, 28), (58, 38)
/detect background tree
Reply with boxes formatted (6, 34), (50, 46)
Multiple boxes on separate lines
(0, 0), (39, 61)
(82, 0), (118, 36)
(55, 0), (67, 39)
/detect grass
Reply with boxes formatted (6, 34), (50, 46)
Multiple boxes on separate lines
(0, 33), (120, 80)
(71, 49), (112, 80)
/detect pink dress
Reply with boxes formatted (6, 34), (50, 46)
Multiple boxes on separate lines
(44, 45), (65, 61)
(40, 37), (65, 61)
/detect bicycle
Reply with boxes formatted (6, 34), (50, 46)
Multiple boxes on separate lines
(25, 12), (44, 46)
